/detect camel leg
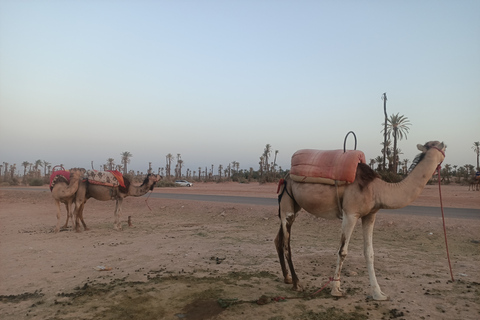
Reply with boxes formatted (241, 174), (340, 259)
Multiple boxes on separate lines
(61, 203), (70, 230)
(275, 212), (301, 290)
(74, 202), (84, 233)
(275, 224), (290, 284)
(113, 198), (123, 231)
(331, 212), (358, 297)
(61, 202), (71, 230)
(283, 212), (302, 291)
(275, 182), (302, 290)
(362, 213), (389, 300)
(73, 201), (89, 232)
(54, 200), (62, 233)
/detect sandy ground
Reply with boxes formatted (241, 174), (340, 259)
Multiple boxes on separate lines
(0, 182), (479, 320)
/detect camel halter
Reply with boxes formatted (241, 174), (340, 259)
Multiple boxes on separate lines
(431, 146), (454, 282)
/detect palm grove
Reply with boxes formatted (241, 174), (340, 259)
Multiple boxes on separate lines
(2, 124), (479, 187)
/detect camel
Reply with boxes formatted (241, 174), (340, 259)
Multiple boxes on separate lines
(468, 175), (480, 191)
(72, 173), (161, 232)
(275, 140), (446, 301)
(50, 168), (86, 233)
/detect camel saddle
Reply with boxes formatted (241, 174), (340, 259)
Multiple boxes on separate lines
(49, 170), (71, 191)
(290, 149), (366, 185)
(86, 170), (126, 188)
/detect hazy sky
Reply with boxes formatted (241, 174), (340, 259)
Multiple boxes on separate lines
(1, 1), (479, 175)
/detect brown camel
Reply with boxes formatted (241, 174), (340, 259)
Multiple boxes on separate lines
(73, 173), (161, 231)
(468, 176), (480, 191)
(275, 141), (445, 301)
(50, 168), (86, 233)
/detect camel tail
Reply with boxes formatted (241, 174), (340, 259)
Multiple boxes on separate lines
(277, 178), (288, 218)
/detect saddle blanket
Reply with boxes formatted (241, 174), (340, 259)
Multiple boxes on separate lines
(290, 149), (366, 185)
(86, 170), (125, 188)
(49, 170), (71, 191)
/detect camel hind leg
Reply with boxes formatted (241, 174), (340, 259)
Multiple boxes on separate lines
(113, 198), (123, 231)
(275, 181), (302, 291)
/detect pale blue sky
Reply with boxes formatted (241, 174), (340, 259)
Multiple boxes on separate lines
(1, 0), (479, 174)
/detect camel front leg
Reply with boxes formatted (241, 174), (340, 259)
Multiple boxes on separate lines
(331, 212), (358, 297)
(113, 198), (123, 231)
(362, 213), (389, 300)
(54, 200), (62, 233)
(61, 202), (73, 231)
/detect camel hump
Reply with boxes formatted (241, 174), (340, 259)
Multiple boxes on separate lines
(290, 149), (366, 184)
(86, 170), (125, 188)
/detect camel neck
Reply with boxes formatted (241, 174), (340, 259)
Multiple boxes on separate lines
(128, 182), (152, 197)
(375, 149), (443, 209)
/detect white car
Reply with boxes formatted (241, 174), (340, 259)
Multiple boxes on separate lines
(175, 180), (193, 187)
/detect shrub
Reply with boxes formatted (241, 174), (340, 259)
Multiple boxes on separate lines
(156, 180), (176, 188)
(29, 178), (44, 186)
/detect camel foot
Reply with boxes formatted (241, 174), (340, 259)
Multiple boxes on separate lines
(291, 283), (304, 292)
(113, 225), (123, 231)
(84, 227), (90, 231)
(284, 276), (292, 284)
(331, 287), (344, 297)
(372, 291), (389, 301)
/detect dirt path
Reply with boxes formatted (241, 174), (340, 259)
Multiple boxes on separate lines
(0, 183), (479, 319)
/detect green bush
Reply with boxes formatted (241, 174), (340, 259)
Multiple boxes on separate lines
(29, 178), (44, 186)
(156, 180), (177, 187)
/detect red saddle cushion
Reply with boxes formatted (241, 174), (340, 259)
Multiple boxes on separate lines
(290, 149), (366, 183)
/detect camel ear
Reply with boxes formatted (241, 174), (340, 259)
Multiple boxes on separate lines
(417, 144), (427, 152)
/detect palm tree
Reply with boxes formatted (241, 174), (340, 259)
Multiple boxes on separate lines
(380, 140), (392, 170)
(383, 113), (411, 173)
(273, 150), (279, 174)
(381, 93), (388, 170)
(472, 141), (480, 171)
(176, 154), (182, 178)
(3, 162), (9, 178)
(42, 160), (50, 177)
(374, 156), (383, 171)
(166, 154), (173, 179)
(34, 159), (43, 177)
(22, 161), (30, 176)
(107, 158), (115, 170)
(263, 144), (272, 172)
(259, 156), (264, 176)
(218, 164), (223, 179)
(402, 159), (410, 174)
(120, 151), (132, 175)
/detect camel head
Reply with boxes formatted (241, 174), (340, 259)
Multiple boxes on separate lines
(409, 141), (446, 173)
(68, 167), (86, 179)
(416, 141), (446, 154)
(141, 174), (161, 191)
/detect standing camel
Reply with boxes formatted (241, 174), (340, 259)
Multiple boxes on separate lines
(275, 140), (445, 300)
(73, 173), (161, 232)
(468, 175), (480, 191)
(50, 168), (86, 233)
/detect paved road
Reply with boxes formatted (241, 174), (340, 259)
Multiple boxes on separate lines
(149, 192), (480, 220)
(2, 187), (478, 220)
